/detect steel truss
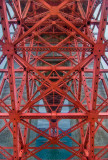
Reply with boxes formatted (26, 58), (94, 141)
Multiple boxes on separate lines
(0, 0), (108, 159)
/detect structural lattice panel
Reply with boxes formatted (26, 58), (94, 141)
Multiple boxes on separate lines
(0, 0), (108, 159)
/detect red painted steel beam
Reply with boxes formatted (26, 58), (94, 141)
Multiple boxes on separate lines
(1, 112), (108, 119)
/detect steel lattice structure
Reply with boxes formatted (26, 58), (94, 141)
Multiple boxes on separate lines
(0, 0), (108, 159)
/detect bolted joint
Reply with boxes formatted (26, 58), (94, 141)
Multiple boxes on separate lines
(9, 111), (20, 122)
(50, 137), (58, 144)
(88, 110), (98, 122)
(51, 111), (56, 119)
(50, 7), (59, 15)
(52, 21), (56, 25)
(50, 46), (58, 52)
(52, 66), (56, 71)
(94, 43), (105, 56)
(77, 66), (81, 72)
(3, 43), (15, 55)
(70, 32), (76, 36)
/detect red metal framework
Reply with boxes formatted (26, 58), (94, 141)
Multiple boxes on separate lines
(0, 0), (108, 159)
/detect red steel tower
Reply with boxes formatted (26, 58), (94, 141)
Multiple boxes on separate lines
(0, 0), (108, 159)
